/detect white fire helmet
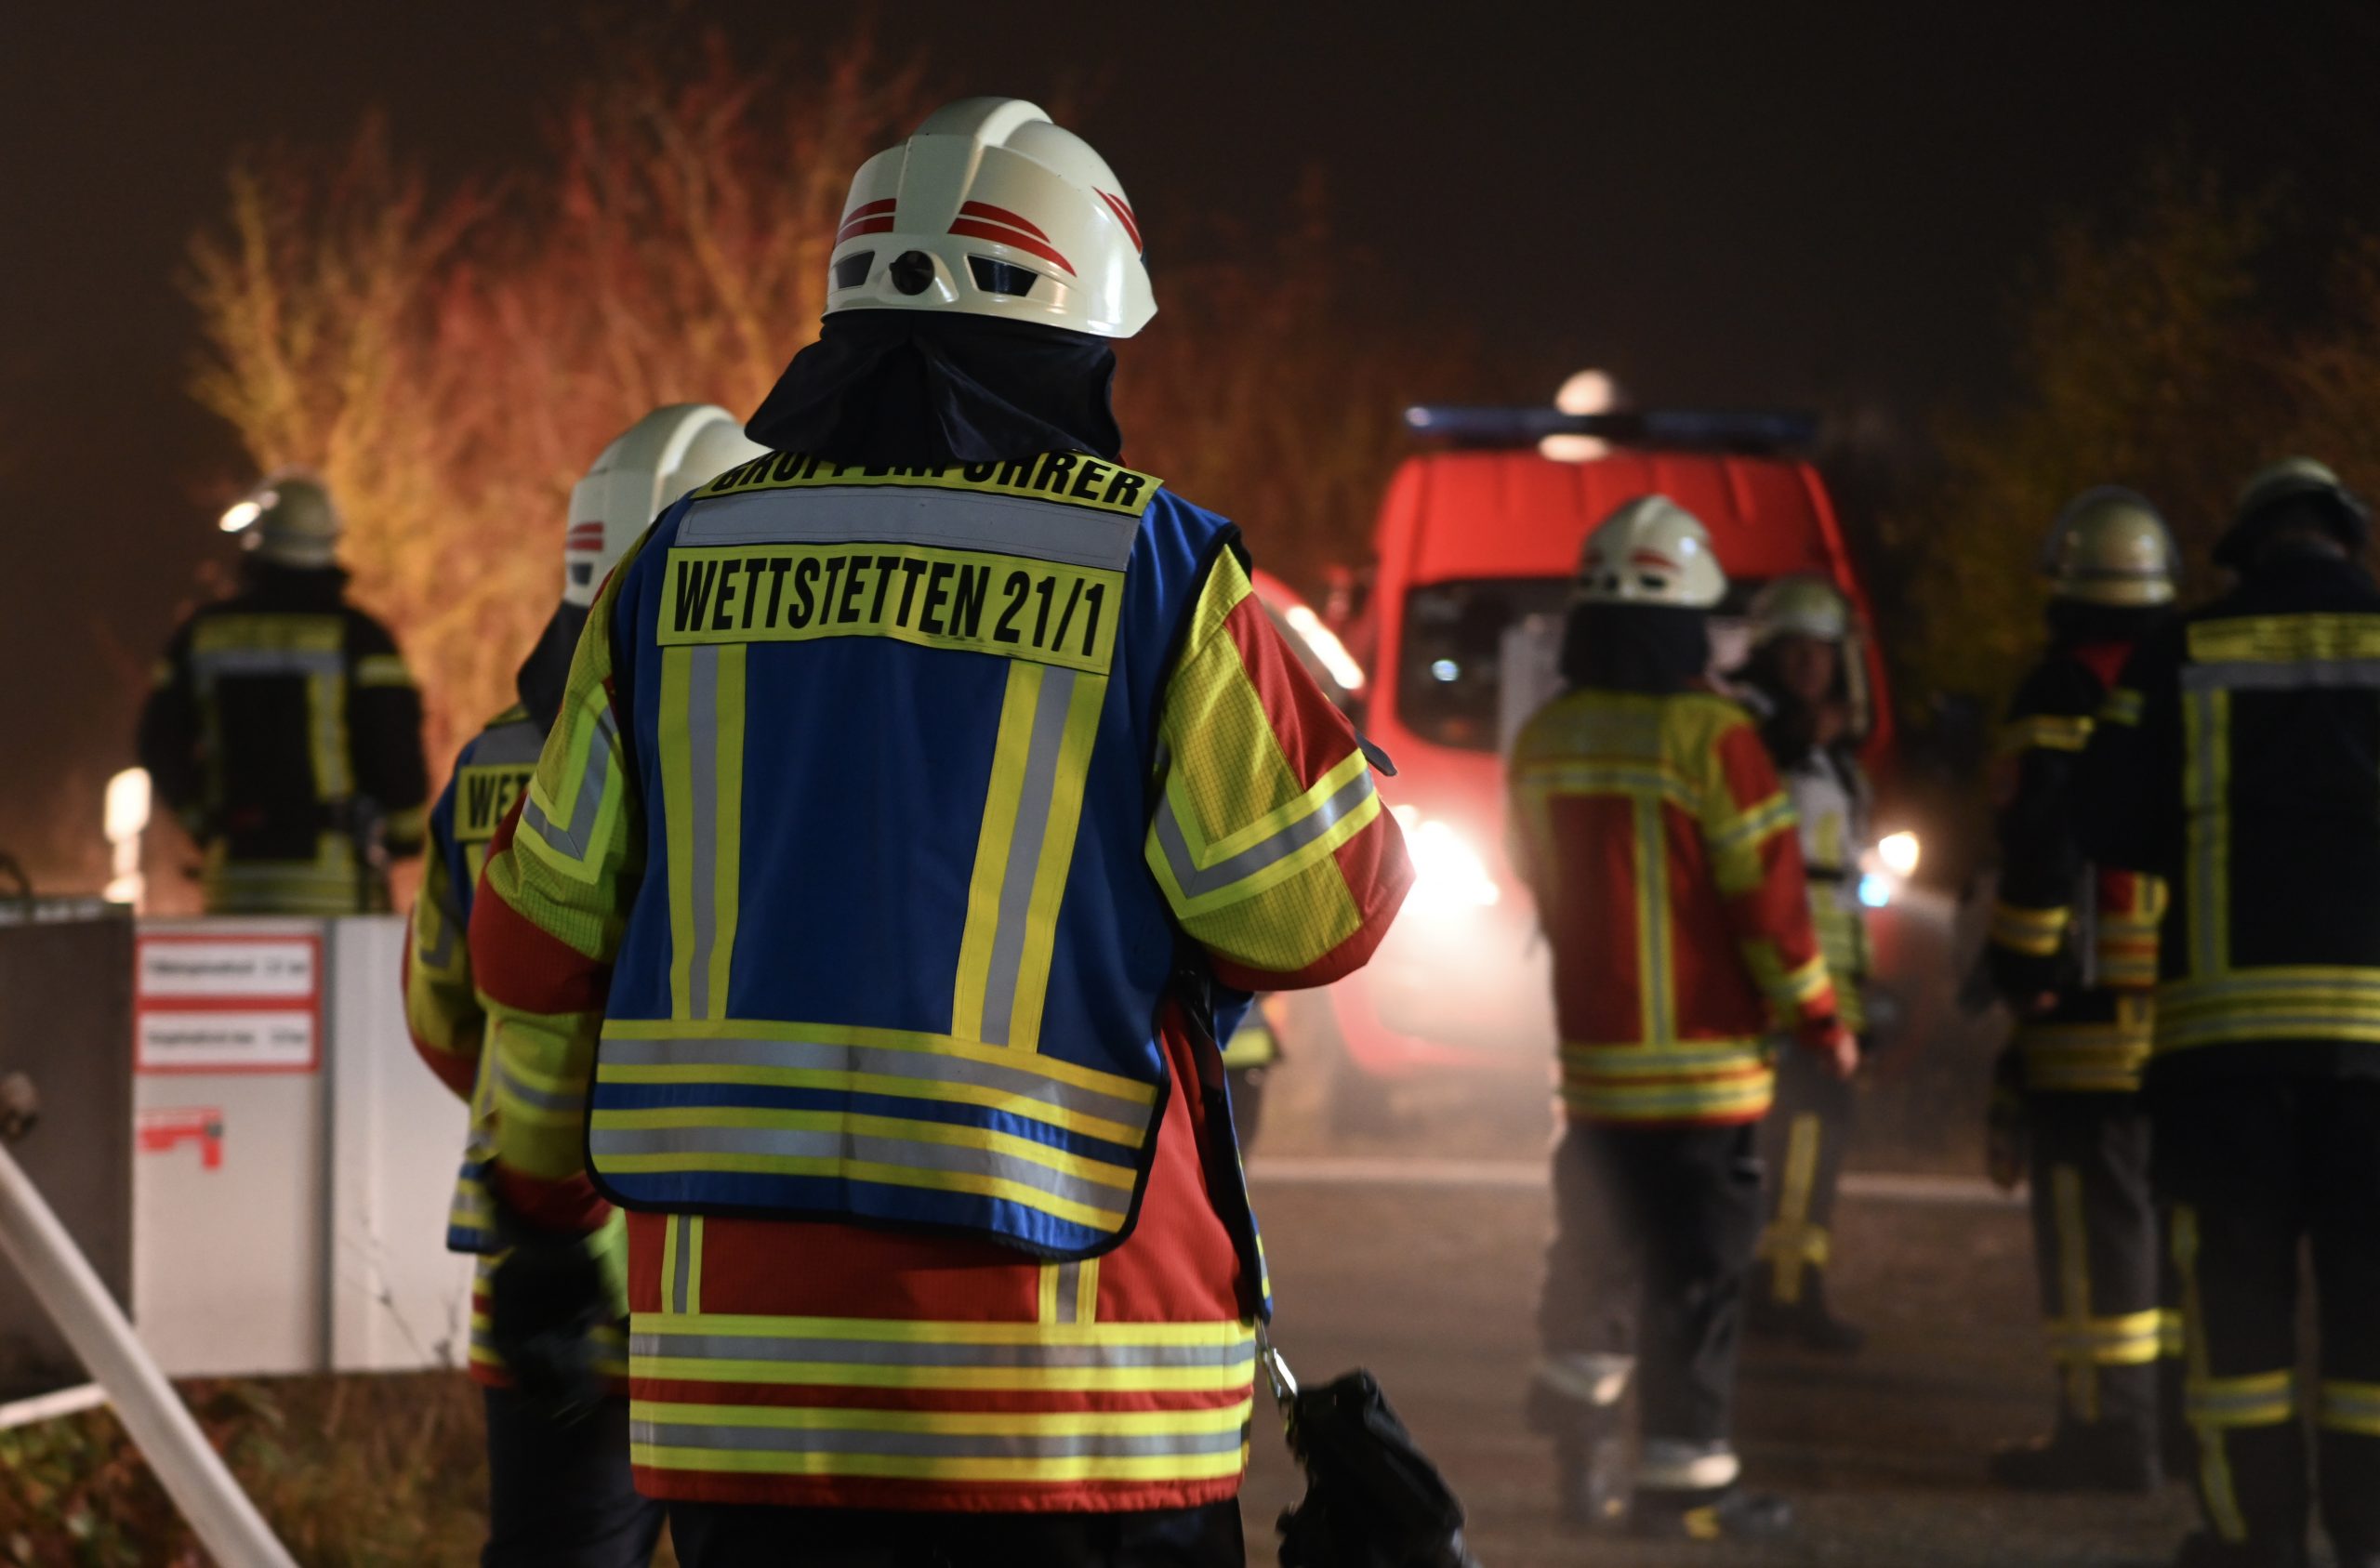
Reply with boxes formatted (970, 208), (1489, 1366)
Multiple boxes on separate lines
(223, 471), (342, 569)
(1572, 496), (1728, 609)
(826, 97), (1154, 339)
(2041, 486), (2179, 606)
(564, 405), (767, 609)
(1750, 574), (1851, 643)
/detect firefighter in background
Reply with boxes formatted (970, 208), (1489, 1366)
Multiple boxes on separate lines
(405, 405), (760, 1568)
(1984, 488), (2180, 1496)
(1739, 575), (1873, 1354)
(2082, 459), (2380, 1568)
(138, 473), (428, 914)
(466, 99), (1410, 1567)
(1512, 498), (1857, 1542)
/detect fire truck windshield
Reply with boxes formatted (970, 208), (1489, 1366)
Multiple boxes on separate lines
(1397, 578), (1573, 751)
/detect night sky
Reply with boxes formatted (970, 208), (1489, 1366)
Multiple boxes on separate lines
(2, 2), (2370, 879)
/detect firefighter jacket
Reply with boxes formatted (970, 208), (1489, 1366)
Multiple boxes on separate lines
(2081, 550), (2380, 1085)
(137, 563), (428, 914)
(1990, 644), (2163, 1094)
(404, 703), (628, 1386)
(1507, 684), (1839, 1127)
(468, 452), (1410, 1512)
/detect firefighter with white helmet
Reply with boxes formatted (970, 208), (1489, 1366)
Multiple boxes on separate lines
(1987, 485), (2181, 1495)
(466, 99), (1408, 1567)
(1738, 574), (1876, 1353)
(1512, 496), (1854, 1540)
(138, 471), (430, 913)
(405, 405), (762, 1568)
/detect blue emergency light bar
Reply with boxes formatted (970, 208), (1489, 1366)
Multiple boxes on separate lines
(1403, 405), (1819, 453)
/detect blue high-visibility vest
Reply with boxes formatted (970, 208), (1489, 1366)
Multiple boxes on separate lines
(577, 453), (1240, 1258)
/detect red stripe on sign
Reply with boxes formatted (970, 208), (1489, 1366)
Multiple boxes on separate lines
(946, 218), (1076, 276)
(957, 201), (1050, 241)
(835, 216), (895, 245)
(1097, 190), (1143, 253)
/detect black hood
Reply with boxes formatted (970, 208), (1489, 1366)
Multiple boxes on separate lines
(2045, 598), (2174, 651)
(238, 557), (351, 610)
(514, 603), (586, 736)
(1558, 602), (1712, 694)
(746, 310), (1122, 467)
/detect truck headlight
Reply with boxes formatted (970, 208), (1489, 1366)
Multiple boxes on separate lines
(1392, 806), (1501, 912)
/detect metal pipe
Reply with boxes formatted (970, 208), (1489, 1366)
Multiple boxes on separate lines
(0, 1141), (297, 1566)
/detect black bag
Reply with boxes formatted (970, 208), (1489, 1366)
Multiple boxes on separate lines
(1267, 1338), (1482, 1568)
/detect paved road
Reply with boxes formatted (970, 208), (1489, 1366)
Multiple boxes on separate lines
(1233, 1158), (2201, 1568)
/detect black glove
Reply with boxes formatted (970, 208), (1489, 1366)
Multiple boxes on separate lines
(487, 1214), (624, 1423)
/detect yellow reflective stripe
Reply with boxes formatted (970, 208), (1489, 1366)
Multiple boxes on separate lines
(1756, 1112), (1827, 1304)
(1990, 901), (2071, 956)
(595, 1106), (1139, 1191)
(2188, 1371), (2296, 1428)
(707, 648), (746, 1021)
(2188, 612), (2380, 665)
(1633, 799), (1671, 1044)
(1778, 953), (1831, 1007)
(2046, 1310), (2162, 1367)
(2318, 1379), (2380, 1436)
(1147, 748), (1380, 918)
(1006, 670), (1105, 1051)
(628, 1443), (1249, 1484)
(2160, 1309), (2187, 1359)
(954, 662), (1042, 1039)
(1511, 758), (1695, 810)
(600, 1017), (1155, 1106)
(2051, 1165), (2099, 1421)
(382, 804), (427, 846)
(1709, 791), (1795, 858)
(1997, 713), (2095, 755)
(513, 680), (628, 891)
(637, 1399), (1252, 1438)
(2156, 967), (2380, 1051)
(353, 653), (414, 688)
(1558, 1038), (1773, 1123)
(2102, 688), (2144, 727)
(629, 1311), (1256, 1392)
(2181, 687), (2230, 981)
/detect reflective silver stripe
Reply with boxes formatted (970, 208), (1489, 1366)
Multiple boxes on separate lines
(631, 1330), (1254, 1370)
(190, 648), (345, 680)
(1150, 765), (1375, 901)
(522, 705), (620, 860)
(599, 1034), (1153, 1129)
(686, 646), (721, 1020)
(1637, 798), (1673, 1044)
(670, 1217), (694, 1314)
(2183, 658), (2380, 692)
(417, 888), (457, 968)
(472, 718), (547, 766)
(681, 485), (1142, 571)
(980, 667), (1076, 1044)
(1053, 1262), (1083, 1325)
(588, 1124), (1130, 1211)
(498, 1061), (587, 1115)
(630, 1418), (1243, 1460)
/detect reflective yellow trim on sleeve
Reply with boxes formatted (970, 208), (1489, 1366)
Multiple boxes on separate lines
(1990, 901), (2072, 957)
(353, 653), (415, 689)
(2101, 688), (2145, 727)
(2318, 1379), (2380, 1437)
(1997, 713), (2095, 755)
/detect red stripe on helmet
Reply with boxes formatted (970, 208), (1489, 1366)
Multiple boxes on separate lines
(1096, 190), (1142, 253)
(841, 197), (897, 221)
(835, 215), (896, 245)
(946, 218), (1076, 277)
(957, 201), (1050, 241)
(1629, 550), (1681, 571)
(565, 523), (607, 549)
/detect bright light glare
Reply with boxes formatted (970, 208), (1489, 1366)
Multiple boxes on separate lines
(1430, 659), (1460, 682)
(1407, 818), (1501, 911)
(1282, 604), (1367, 692)
(218, 499), (262, 534)
(1858, 873), (1891, 909)
(104, 768), (152, 843)
(1554, 370), (1617, 416)
(1877, 831), (1921, 879)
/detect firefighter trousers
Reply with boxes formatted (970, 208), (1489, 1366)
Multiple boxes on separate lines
(1540, 1121), (1764, 1450)
(665, 1499), (1246, 1566)
(2156, 1074), (2380, 1563)
(2022, 1092), (2167, 1446)
(1753, 1044), (1852, 1312)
